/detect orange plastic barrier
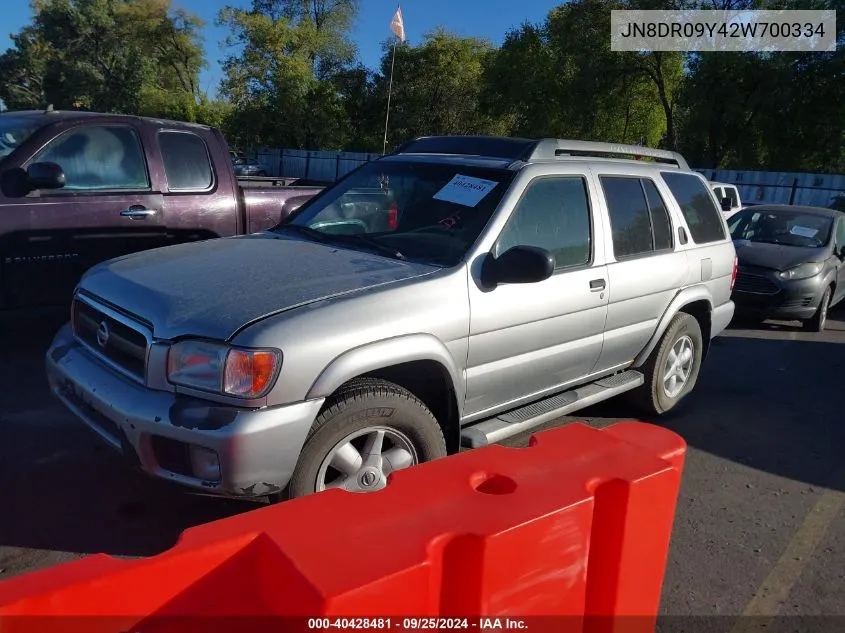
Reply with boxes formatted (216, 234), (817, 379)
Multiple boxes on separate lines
(0, 421), (686, 633)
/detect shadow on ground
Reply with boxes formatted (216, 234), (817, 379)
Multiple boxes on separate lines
(581, 311), (845, 494)
(3, 308), (845, 563)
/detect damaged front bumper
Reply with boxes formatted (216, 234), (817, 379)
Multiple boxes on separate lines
(45, 323), (325, 498)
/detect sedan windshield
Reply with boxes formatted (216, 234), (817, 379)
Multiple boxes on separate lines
(278, 160), (516, 266)
(728, 209), (833, 248)
(0, 117), (40, 159)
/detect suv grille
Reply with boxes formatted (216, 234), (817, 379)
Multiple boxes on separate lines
(734, 272), (779, 295)
(72, 297), (150, 381)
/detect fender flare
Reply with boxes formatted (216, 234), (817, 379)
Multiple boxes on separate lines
(633, 286), (714, 367)
(305, 333), (465, 411)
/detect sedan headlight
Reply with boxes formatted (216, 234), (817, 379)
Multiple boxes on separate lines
(166, 340), (281, 399)
(778, 262), (824, 281)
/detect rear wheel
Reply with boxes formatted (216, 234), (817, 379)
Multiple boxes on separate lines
(284, 378), (447, 501)
(630, 312), (704, 416)
(803, 286), (831, 333)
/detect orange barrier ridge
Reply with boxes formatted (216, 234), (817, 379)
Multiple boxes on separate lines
(0, 421), (686, 633)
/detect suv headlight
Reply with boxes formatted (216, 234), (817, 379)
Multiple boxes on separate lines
(166, 340), (282, 399)
(778, 262), (824, 281)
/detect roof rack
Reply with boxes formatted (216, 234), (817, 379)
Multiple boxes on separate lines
(393, 135), (689, 170)
(529, 139), (689, 170)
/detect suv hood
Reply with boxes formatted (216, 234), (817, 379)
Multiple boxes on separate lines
(733, 239), (827, 272)
(79, 233), (440, 340)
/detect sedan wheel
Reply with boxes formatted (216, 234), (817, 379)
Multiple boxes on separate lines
(803, 286), (831, 333)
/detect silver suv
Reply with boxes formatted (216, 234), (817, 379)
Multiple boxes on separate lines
(46, 137), (737, 501)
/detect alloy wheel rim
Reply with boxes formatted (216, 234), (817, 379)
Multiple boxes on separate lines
(316, 426), (418, 493)
(663, 335), (695, 399)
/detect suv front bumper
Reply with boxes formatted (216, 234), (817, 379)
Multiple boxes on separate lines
(45, 324), (324, 498)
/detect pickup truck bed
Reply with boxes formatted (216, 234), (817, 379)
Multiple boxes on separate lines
(0, 109), (322, 312)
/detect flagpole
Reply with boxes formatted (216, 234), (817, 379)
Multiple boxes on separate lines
(382, 39), (398, 156)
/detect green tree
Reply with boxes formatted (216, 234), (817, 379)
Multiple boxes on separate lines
(0, 0), (208, 117)
(483, 0), (668, 146)
(371, 28), (511, 151)
(218, 0), (358, 150)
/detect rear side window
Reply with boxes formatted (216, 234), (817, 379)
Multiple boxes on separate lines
(159, 131), (214, 191)
(662, 172), (726, 244)
(600, 176), (674, 259)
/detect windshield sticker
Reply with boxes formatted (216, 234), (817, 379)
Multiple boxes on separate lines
(433, 174), (499, 208)
(790, 225), (819, 239)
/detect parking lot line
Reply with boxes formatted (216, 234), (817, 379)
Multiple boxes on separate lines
(730, 490), (845, 631)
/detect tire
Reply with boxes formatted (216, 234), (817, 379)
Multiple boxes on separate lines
(630, 312), (704, 417)
(803, 286), (831, 333)
(284, 378), (447, 501)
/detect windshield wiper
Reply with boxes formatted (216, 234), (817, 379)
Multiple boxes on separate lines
(273, 224), (331, 242)
(334, 234), (407, 261)
(275, 224), (406, 260)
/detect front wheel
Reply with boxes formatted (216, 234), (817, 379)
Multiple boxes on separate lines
(803, 286), (831, 333)
(284, 378), (447, 501)
(630, 312), (704, 416)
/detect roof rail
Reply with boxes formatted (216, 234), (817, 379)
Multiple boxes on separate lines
(392, 135), (690, 170)
(530, 139), (689, 170)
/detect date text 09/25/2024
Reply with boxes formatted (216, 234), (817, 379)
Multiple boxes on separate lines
(308, 618), (528, 630)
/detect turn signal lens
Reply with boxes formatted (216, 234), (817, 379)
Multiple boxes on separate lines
(223, 349), (281, 398)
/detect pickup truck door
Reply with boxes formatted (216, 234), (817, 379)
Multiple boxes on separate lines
(156, 128), (238, 239)
(0, 122), (167, 310)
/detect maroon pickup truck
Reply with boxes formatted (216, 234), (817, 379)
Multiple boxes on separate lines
(0, 109), (323, 312)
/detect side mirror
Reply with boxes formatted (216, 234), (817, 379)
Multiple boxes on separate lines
(482, 245), (555, 286)
(720, 197), (733, 212)
(27, 162), (66, 190)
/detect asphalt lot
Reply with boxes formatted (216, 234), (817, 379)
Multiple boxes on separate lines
(2, 307), (845, 624)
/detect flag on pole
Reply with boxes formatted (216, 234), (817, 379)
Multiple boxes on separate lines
(390, 5), (406, 42)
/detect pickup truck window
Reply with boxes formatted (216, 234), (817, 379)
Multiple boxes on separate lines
(495, 176), (591, 270)
(158, 131), (214, 191)
(282, 160), (515, 267)
(662, 171), (726, 244)
(32, 125), (149, 191)
(0, 117), (40, 159)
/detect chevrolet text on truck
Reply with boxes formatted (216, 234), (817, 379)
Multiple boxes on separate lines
(0, 108), (321, 313)
(46, 136), (736, 501)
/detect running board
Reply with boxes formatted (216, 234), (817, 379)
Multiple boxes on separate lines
(460, 370), (645, 448)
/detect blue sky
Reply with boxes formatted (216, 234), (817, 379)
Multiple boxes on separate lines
(1, 0), (560, 97)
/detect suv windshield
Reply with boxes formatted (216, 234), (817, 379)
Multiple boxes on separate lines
(728, 208), (833, 248)
(278, 159), (516, 266)
(0, 117), (40, 159)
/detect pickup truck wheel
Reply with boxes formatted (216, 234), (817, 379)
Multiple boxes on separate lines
(285, 378), (447, 500)
(631, 312), (703, 416)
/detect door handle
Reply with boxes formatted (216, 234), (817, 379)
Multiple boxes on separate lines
(120, 208), (157, 219)
(589, 279), (606, 291)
